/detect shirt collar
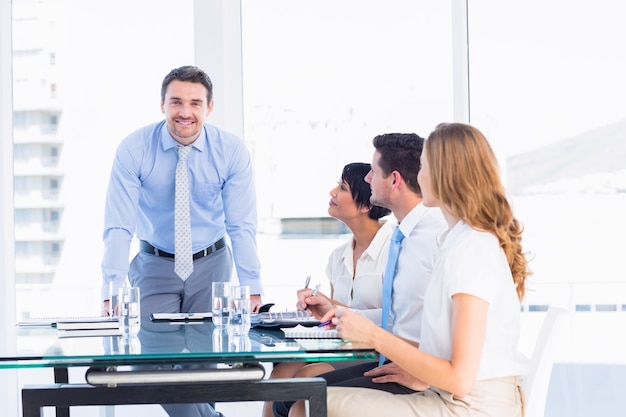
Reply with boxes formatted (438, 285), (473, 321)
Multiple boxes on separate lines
(396, 202), (431, 238)
(437, 219), (467, 247)
(159, 122), (207, 153)
(362, 220), (395, 260)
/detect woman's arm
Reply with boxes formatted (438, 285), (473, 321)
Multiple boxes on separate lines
(332, 293), (488, 397)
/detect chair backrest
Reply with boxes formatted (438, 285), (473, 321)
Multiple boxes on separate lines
(522, 306), (568, 417)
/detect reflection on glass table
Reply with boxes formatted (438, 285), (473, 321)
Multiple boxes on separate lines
(5, 318), (375, 369)
(9, 319), (375, 417)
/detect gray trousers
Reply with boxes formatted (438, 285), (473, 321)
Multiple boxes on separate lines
(129, 244), (233, 318)
(129, 243), (233, 417)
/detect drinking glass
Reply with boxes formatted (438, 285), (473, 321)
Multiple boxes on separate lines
(212, 281), (231, 326)
(118, 286), (140, 336)
(228, 285), (251, 335)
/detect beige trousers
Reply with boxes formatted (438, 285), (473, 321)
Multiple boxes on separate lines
(327, 376), (523, 417)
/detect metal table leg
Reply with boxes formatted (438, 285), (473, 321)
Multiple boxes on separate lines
(53, 368), (69, 417)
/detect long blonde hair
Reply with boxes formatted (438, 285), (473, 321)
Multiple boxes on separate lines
(425, 123), (530, 301)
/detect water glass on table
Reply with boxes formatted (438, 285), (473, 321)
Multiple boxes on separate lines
(228, 285), (251, 336)
(118, 286), (140, 336)
(212, 281), (231, 326)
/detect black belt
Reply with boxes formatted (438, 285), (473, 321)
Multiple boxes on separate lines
(139, 237), (226, 261)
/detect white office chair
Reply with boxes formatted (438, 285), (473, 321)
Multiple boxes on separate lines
(522, 306), (568, 417)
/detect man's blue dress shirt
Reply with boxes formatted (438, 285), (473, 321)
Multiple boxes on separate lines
(101, 121), (262, 298)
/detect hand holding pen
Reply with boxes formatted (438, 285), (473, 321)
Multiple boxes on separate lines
(302, 284), (321, 313)
(296, 275), (312, 309)
(317, 319), (332, 328)
(296, 276), (318, 311)
(311, 283), (321, 297)
(297, 280), (335, 320)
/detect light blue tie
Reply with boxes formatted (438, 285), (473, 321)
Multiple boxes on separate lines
(379, 226), (404, 365)
(174, 146), (193, 280)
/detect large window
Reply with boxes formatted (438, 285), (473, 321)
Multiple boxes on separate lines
(241, 0), (454, 221)
(10, 0), (456, 318)
(240, 0), (455, 299)
(11, 0), (195, 319)
(469, 1), (626, 415)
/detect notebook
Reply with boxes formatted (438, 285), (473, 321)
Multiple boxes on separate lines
(150, 312), (212, 322)
(57, 328), (122, 338)
(253, 311), (321, 328)
(18, 316), (116, 328)
(282, 324), (340, 339)
(147, 310), (321, 328)
(56, 317), (120, 330)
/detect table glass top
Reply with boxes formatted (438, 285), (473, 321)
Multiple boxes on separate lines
(2, 320), (376, 369)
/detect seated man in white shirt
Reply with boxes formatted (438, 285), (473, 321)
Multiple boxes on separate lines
(273, 133), (446, 417)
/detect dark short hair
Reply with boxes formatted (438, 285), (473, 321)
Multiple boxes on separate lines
(161, 65), (213, 103)
(342, 163), (391, 220)
(372, 133), (424, 195)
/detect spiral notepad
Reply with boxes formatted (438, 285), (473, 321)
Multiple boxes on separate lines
(282, 324), (340, 339)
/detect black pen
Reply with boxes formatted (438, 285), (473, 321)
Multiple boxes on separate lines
(317, 320), (332, 328)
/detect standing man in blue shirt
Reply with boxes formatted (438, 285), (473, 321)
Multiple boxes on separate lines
(102, 64), (263, 314)
(101, 65), (263, 417)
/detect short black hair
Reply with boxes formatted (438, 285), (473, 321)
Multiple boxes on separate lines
(372, 133), (424, 195)
(342, 163), (391, 220)
(161, 65), (213, 103)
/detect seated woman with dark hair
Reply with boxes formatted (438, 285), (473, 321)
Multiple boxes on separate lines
(261, 162), (392, 417)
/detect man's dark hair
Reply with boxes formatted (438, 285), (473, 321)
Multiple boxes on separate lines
(372, 133), (424, 195)
(342, 163), (391, 220)
(161, 65), (213, 103)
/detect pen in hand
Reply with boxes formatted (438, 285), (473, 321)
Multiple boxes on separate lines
(304, 275), (311, 289)
(304, 283), (321, 311)
(311, 283), (321, 296)
(317, 319), (332, 328)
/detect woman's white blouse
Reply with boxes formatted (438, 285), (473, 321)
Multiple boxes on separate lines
(326, 220), (394, 325)
(420, 221), (529, 380)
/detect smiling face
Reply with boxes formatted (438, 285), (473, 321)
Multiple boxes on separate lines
(160, 79), (214, 145)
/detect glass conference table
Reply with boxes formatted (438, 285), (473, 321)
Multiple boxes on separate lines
(5, 318), (376, 417)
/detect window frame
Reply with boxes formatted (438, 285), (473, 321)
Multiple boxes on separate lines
(1, 0), (18, 411)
